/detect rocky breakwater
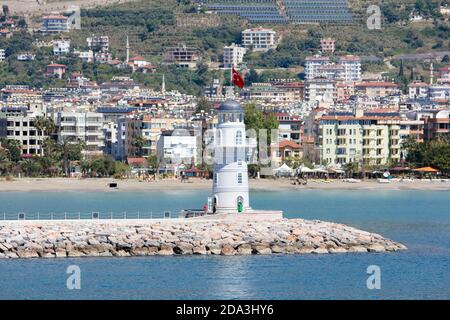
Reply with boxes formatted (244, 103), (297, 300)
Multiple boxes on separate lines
(0, 219), (407, 259)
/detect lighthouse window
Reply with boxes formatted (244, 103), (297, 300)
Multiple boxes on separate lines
(237, 173), (243, 184)
(235, 131), (243, 145)
(214, 173), (218, 184)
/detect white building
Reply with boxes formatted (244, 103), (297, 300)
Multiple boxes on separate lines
(17, 53), (36, 61)
(304, 55), (331, 81)
(53, 39), (71, 56)
(212, 100), (250, 214)
(53, 111), (105, 157)
(241, 27), (277, 52)
(74, 50), (94, 63)
(223, 43), (247, 68)
(87, 35), (109, 52)
(339, 55), (362, 82)
(157, 128), (199, 166)
(41, 15), (70, 33)
(0, 49), (5, 62)
(2, 107), (46, 156)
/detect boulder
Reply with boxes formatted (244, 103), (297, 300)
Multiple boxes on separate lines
(348, 246), (368, 253)
(158, 246), (174, 256)
(237, 244), (252, 255)
(270, 244), (286, 254)
(328, 247), (348, 254)
(221, 244), (236, 256)
(312, 247), (329, 254)
(252, 244), (272, 255)
(55, 249), (67, 258)
(174, 243), (194, 255)
(17, 250), (39, 259)
(367, 244), (386, 253)
(192, 246), (207, 255)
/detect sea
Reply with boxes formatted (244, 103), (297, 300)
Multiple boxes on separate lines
(0, 189), (449, 300)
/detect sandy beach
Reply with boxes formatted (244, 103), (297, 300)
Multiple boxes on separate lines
(0, 177), (449, 192)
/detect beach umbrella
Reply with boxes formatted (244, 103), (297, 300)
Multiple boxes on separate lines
(412, 167), (439, 173)
(299, 166), (314, 173)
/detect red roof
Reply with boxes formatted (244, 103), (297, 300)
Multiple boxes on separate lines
(320, 115), (402, 121)
(278, 140), (301, 149)
(355, 82), (399, 88)
(42, 15), (68, 20)
(127, 157), (146, 165)
(47, 63), (67, 68)
(409, 82), (429, 87)
(130, 55), (145, 61)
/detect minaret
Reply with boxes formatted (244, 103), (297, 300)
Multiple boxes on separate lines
(161, 74), (166, 94)
(126, 35), (130, 64)
(430, 62), (434, 85)
(212, 100), (250, 214)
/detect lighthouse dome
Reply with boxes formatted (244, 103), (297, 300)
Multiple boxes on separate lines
(219, 100), (243, 113)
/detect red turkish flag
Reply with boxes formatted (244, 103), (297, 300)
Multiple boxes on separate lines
(232, 67), (245, 89)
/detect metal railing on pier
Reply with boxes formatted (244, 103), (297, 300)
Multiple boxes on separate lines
(0, 211), (173, 221)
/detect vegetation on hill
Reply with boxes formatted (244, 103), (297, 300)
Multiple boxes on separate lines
(0, 0), (449, 92)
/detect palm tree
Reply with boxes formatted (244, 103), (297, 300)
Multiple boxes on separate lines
(80, 159), (91, 178)
(57, 139), (86, 177)
(34, 116), (56, 156)
(131, 137), (145, 157)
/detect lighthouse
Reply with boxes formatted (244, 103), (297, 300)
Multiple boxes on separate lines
(212, 100), (250, 214)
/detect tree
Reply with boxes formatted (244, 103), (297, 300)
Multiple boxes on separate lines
(0, 138), (21, 163)
(131, 136), (146, 157)
(114, 161), (131, 179)
(245, 68), (259, 85)
(343, 162), (359, 178)
(245, 104), (279, 175)
(57, 139), (86, 177)
(34, 116), (55, 156)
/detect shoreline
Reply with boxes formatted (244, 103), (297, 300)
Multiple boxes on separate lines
(0, 177), (449, 192)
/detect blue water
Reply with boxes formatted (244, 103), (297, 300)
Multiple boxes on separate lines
(0, 190), (449, 300)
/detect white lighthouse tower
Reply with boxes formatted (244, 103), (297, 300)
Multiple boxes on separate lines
(212, 100), (250, 214)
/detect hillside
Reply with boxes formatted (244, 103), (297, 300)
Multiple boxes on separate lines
(0, 0), (448, 94)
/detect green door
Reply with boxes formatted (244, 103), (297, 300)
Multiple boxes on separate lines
(237, 196), (244, 213)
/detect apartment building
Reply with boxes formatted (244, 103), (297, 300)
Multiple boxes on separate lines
(53, 39), (70, 56)
(422, 110), (450, 140)
(320, 38), (336, 54)
(0, 106), (46, 156)
(275, 113), (302, 144)
(157, 128), (200, 166)
(142, 115), (190, 155)
(339, 55), (362, 82)
(41, 15), (70, 33)
(0, 49), (5, 62)
(304, 55), (331, 81)
(241, 28), (277, 52)
(87, 35), (109, 52)
(305, 55), (361, 82)
(164, 45), (200, 69)
(354, 82), (400, 99)
(318, 110), (404, 166)
(305, 79), (337, 102)
(223, 43), (247, 68)
(53, 111), (105, 157)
